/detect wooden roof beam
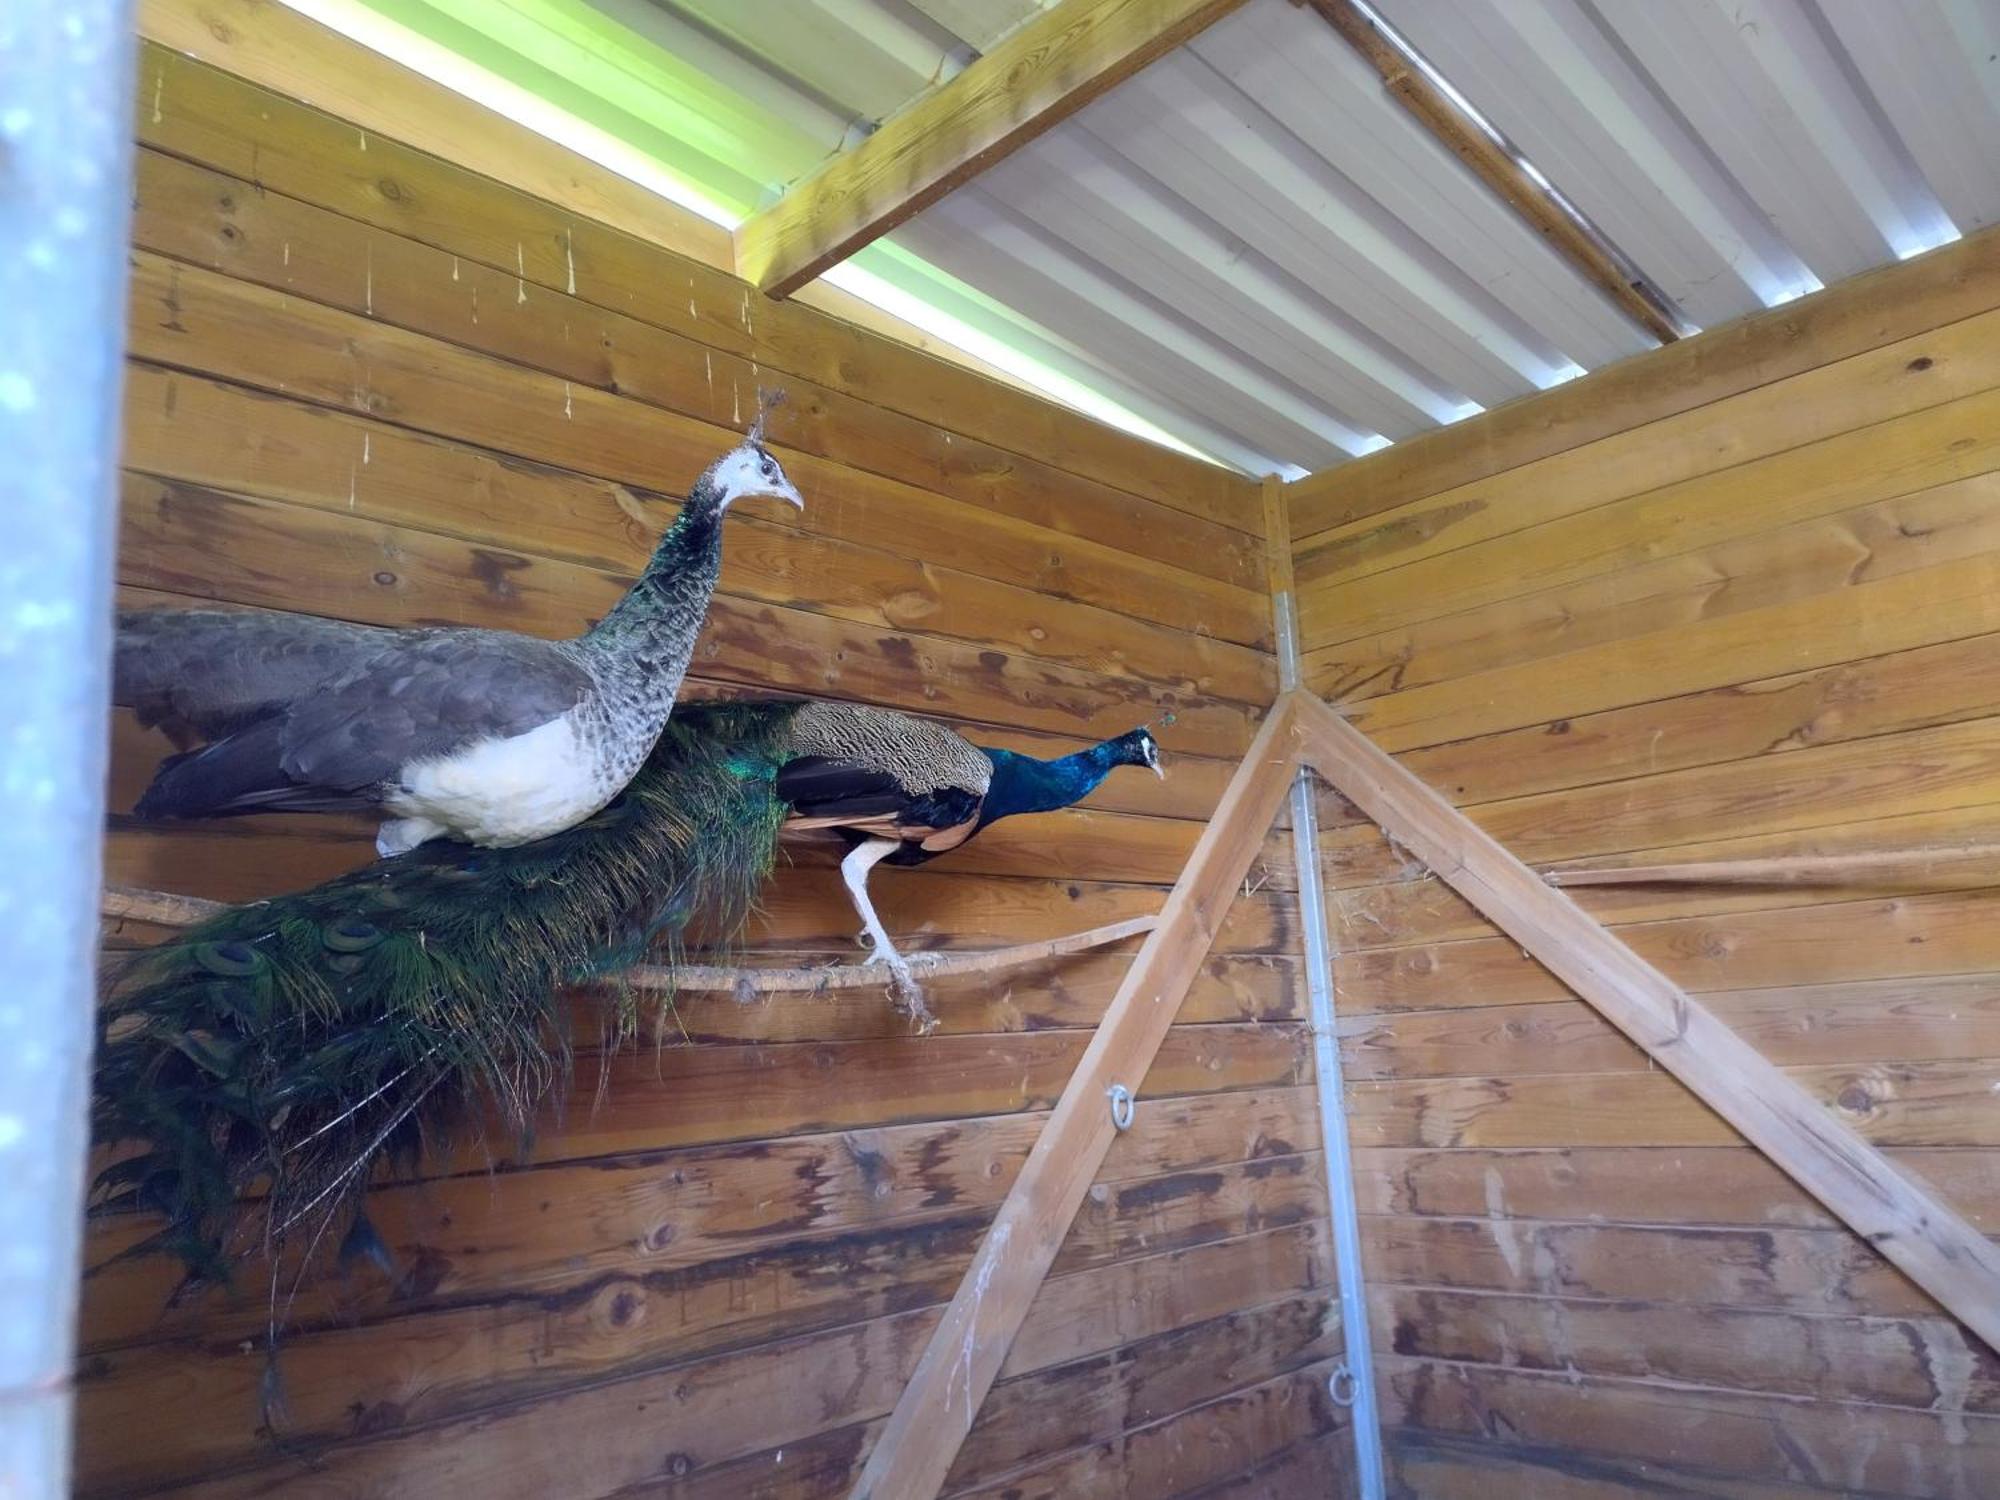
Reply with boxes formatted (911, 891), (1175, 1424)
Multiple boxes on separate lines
(1303, 0), (1685, 345)
(734, 0), (1252, 298)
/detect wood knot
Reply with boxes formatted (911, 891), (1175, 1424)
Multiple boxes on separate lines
(349, 1400), (407, 1437)
(1907, 355), (1935, 373)
(377, 178), (406, 203)
(1836, 1084), (1875, 1115)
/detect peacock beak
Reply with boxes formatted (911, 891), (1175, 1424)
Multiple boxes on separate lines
(764, 478), (805, 510)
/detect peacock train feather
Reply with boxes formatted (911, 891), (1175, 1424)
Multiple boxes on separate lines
(93, 700), (808, 1287)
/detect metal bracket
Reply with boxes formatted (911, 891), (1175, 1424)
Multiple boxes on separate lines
(1106, 1083), (1135, 1131)
(1275, 588), (1387, 1499)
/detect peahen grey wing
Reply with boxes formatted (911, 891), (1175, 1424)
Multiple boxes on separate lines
(131, 624), (595, 819)
(276, 628), (594, 793)
(115, 609), (404, 746)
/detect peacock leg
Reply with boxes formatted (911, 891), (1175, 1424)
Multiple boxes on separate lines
(841, 838), (931, 1025)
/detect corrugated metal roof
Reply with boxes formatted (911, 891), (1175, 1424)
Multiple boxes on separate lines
(381, 0), (2000, 476)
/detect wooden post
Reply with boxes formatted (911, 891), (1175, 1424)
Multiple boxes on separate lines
(1260, 473), (1296, 604)
(1290, 689), (2000, 1356)
(0, 5), (135, 1494)
(849, 698), (1302, 1499)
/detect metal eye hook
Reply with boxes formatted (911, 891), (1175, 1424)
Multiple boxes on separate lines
(1329, 1363), (1359, 1408)
(1106, 1083), (1135, 1132)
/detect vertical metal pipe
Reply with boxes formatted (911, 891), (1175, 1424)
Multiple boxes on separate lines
(1275, 592), (1386, 1498)
(0, 4), (137, 1494)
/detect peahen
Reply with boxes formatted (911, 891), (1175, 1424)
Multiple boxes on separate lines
(95, 698), (1164, 1289)
(113, 418), (802, 857)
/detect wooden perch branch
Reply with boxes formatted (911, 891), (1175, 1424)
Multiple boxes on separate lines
(99, 885), (1156, 991)
(1543, 844), (2000, 888)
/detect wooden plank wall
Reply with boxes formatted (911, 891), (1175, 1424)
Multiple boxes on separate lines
(1290, 226), (2000, 1498)
(77, 12), (1356, 1497)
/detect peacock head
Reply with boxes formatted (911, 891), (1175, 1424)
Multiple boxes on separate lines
(696, 387), (803, 514)
(1112, 725), (1166, 779)
(697, 440), (804, 513)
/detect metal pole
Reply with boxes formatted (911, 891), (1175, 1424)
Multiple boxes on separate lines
(0, 4), (136, 1494)
(1274, 591), (1386, 1498)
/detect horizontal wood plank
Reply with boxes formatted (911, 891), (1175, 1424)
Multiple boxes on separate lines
(1286, 226), (2000, 539)
(1375, 1283), (2000, 1418)
(1381, 1356), (2000, 1500)
(122, 247), (1270, 654)
(1362, 1213), (1938, 1319)
(129, 148), (1268, 599)
(1344, 629), (2000, 820)
(1329, 803), (2000, 940)
(135, 0), (734, 269)
(80, 1161), (1329, 1493)
(83, 1087), (1323, 1353)
(1307, 459), (2000, 697)
(944, 1359), (1343, 1500)
(1341, 975), (2000, 1080)
(1385, 1427), (1884, 1500)
(116, 474), (1262, 758)
(1345, 547), (2000, 752)
(135, 34), (1254, 528)
(1335, 884), (2000, 1013)
(1348, 1060), (2000, 1150)
(1294, 302), (2000, 588)
(1355, 1145), (2000, 1234)
(133, 1223), (1332, 1500)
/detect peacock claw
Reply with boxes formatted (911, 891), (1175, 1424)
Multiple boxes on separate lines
(854, 933), (933, 1028)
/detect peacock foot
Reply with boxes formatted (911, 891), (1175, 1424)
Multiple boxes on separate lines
(887, 963), (935, 1032)
(855, 929), (935, 1030)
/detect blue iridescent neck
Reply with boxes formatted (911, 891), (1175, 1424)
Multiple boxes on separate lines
(977, 741), (1123, 826)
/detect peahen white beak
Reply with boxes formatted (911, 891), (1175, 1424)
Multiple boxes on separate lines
(759, 475), (805, 510)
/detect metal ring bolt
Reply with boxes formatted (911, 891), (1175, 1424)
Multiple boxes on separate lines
(1328, 1362), (1358, 1408)
(1106, 1083), (1135, 1132)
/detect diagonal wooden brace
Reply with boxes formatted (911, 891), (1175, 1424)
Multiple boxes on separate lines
(1288, 689), (2000, 1357)
(848, 697), (1304, 1500)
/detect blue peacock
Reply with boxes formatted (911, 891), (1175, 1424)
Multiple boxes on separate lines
(94, 698), (1165, 1283)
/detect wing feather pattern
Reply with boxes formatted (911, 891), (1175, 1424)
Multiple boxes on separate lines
(119, 609), (592, 819)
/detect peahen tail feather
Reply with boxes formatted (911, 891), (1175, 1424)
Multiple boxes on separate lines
(93, 700), (806, 1285)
